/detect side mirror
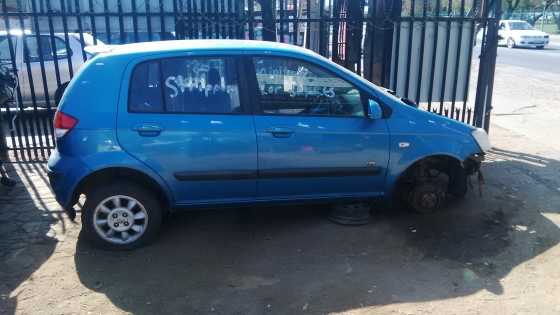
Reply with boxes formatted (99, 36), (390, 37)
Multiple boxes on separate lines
(367, 99), (383, 120)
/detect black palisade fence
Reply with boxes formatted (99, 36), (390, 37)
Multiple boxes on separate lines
(0, 0), (500, 160)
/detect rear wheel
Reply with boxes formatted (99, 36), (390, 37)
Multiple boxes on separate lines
(81, 181), (162, 250)
(507, 38), (516, 49)
(536, 45), (545, 49)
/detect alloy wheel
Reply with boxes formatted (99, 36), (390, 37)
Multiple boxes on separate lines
(92, 195), (149, 244)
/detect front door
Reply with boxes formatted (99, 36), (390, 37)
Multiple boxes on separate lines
(117, 55), (257, 205)
(249, 56), (390, 200)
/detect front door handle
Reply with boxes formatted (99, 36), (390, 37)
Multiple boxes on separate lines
(264, 127), (294, 138)
(133, 124), (163, 137)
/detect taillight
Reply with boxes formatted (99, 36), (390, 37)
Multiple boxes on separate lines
(53, 111), (78, 138)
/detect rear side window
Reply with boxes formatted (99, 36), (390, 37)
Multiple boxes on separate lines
(162, 57), (241, 113)
(128, 56), (241, 114)
(129, 61), (164, 112)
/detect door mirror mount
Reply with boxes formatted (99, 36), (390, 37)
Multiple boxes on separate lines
(367, 99), (383, 120)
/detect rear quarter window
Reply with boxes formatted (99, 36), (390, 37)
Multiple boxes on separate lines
(128, 61), (164, 112)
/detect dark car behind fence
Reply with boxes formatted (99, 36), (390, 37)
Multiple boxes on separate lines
(0, 0), (501, 160)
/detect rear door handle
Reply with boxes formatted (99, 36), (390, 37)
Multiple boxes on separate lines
(264, 127), (294, 138)
(133, 124), (163, 137)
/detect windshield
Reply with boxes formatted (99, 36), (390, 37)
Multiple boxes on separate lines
(508, 21), (534, 30)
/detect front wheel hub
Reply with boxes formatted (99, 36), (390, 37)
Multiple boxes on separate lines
(409, 182), (445, 213)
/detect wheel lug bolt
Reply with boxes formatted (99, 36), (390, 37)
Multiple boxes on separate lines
(112, 213), (118, 218)
(114, 223), (119, 227)
(123, 213), (128, 217)
(124, 222), (129, 226)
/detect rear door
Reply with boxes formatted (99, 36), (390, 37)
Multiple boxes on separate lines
(249, 55), (390, 200)
(117, 54), (257, 205)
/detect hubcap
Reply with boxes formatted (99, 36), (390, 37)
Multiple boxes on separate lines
(93, 195), (148, 244)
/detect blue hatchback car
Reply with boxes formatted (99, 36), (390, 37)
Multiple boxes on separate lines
(47, 40), (490, 249)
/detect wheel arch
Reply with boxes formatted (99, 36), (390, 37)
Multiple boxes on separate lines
(389, 153), (466, 199)
(73, 166), (172, 213)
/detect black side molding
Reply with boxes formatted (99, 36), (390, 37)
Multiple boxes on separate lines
(174, 170), (258, 181)
(174, 166), (381, 181)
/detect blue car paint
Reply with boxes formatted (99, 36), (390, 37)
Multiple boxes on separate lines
(47, 40), (483, 212)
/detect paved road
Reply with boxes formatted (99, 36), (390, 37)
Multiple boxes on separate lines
(490, 35), (560, 150)
(493, 36), (560, 74)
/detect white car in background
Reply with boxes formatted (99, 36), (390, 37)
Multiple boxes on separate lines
(498, 20), (549, 49)
(0, 30), (104, 108)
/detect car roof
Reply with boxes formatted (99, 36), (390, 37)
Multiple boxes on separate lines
(105, 39), (316, 58)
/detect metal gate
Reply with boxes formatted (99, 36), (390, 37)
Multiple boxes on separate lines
(0, 0), (501, 160)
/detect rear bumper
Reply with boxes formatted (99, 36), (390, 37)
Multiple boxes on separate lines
(47, 149), (90, 218)
(47, 166), (76, 219)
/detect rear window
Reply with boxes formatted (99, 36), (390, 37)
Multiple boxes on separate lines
(128, 56), (241, 114)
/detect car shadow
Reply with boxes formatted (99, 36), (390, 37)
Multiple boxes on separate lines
(0, 156), (61, 315)
(73, 147), (560, 314)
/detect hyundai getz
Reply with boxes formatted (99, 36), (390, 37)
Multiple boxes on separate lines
(47, 40), (491, 249)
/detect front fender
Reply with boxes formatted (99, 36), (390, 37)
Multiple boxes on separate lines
(385, 133), (480, 198)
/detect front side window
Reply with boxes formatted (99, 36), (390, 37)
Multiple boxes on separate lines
(253, 57), (365, 117)
(162, 57), (241, 113)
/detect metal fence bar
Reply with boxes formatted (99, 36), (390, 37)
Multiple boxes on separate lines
(117, 0), (126, 43)
(88, 0), (99, 44)
(159, 0), (166, 41)
(74, 0), (88, 62)
(103, 0), (112, 43)
(145, 0), (153, 41)
(29, 0), (51, 158)
(426, 0), (441, 112)
(414, 0), (427, 105)
(403, 0), (415, 99)
(131, 0), (140, 43)
(16, 5), (38, 159)
(59, 0), (75, 78)
(438, 0), (453, 115)
(449, 0), (466, 123)
(1, 0), (23, 156)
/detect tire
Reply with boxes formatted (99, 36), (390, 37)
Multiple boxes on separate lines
(81, 181), (162, 250)
(536, 45), (544, 49)
(507, 38), (516, 49)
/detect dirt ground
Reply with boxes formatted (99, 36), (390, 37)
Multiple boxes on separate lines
(1, 122), (560, 315)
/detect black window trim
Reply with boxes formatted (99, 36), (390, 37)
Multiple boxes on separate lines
(246, 54), (372, 119)
(127, 54), (250, 115)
